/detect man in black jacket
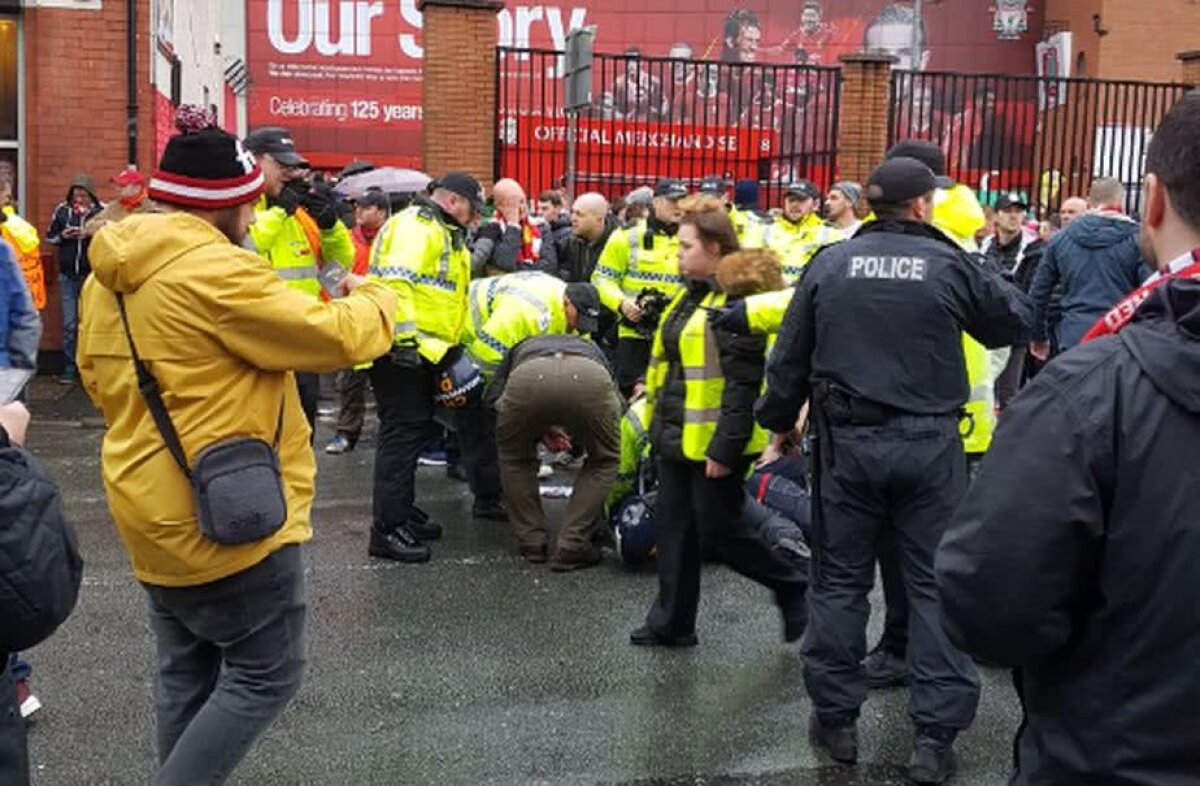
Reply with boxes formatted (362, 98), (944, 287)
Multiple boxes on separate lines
(556, 192), (616, 284)
(937, 91), (1200, 786)
(980, 192), (1043, 407)
(756, 157), (1031, 783)
(46, 175), (101, 384)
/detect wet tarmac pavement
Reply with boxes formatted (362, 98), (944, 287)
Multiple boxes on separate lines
(20, 416), (1023, 785)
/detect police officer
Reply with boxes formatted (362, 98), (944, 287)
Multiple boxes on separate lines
(593, 179), (688, 396)
(367, 172), (484, 563)
(755, 157), (1031, 783)
(632, 202), (807, 649)
(243, 126), (355, 432)
(760, 180), (842, 283)
(698, 175), (761, 247)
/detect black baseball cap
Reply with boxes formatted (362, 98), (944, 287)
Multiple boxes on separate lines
(995, 192), (1029, 210)
(434, 171), (485, 215)
(785, 180), (821, 200)
(865, 157), (938, 207)
(886, 139), (954, 188)
(243, 126), (309, 168)
(654, 179), (689, 200)
(565, 283), (603, 334)
(698, 176), (728, 195)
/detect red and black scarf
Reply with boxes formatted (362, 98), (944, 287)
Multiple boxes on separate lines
(1082, 249), (1200, 343)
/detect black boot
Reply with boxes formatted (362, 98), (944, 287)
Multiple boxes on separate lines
(864, 643), (909, 689)
(808, 715), (857, 764)
(628, 625), (698, 648)
(908, 730), (957, 784)
(405, 510), (443, 542)
(777, 590), (808, 643)
(369, 525), (431, 563)
(472, 497), (509, 522)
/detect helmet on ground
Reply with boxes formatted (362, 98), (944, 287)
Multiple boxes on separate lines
(432, 348), (484, 409)
(610, 491), (658, 565)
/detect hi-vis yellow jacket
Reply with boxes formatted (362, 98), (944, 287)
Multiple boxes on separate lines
(369, 201), (472, 364)
(463, 271), (569, 374)
(593, 222), (683, 340)
(249, 197), (354, 300)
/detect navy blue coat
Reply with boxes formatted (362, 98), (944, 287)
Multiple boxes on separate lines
(1029, 212), (1146, 350)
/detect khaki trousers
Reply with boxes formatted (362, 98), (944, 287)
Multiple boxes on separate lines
(495, 354), (621, 553)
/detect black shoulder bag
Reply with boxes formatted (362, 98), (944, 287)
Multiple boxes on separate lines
(115, 293), (288, 545)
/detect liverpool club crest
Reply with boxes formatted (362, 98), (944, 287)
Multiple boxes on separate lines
(992, 0), (1030, 40)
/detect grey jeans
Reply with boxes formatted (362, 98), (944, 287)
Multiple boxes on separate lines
(143, 545), (307, 786)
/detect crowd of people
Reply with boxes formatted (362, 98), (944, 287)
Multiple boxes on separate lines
(2, 90), (1200, 786)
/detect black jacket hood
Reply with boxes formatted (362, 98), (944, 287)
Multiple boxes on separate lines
(1123, 277), (1200, 413)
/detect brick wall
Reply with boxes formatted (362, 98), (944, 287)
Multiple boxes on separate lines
(1097, 0), (1200, 83)
(419, 0), (502, 187)
(837, 54), (894, 186)
(20, 0), (154, 358)
(1178, 51), (1200, 86)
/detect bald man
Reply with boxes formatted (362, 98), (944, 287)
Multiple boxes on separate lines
(557, 192), (616, 284)
(1058, 196), (1087, 227)
(471, 179), (557, 277)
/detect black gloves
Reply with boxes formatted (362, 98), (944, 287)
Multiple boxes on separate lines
(707, 300), (750, 335)
(273, 179), (307, 216)
(301, 183), (341, 231)
(389, 342), (422, 369)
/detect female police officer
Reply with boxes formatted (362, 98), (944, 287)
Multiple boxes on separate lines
(630, 198), (808, 648)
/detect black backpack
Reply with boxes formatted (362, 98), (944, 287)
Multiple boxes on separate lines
(0, 446), (83, 652)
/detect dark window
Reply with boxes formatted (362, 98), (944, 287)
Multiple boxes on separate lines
(0, 18), (17, 141)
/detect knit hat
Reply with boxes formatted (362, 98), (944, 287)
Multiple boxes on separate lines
(148, 105), (264, 209)
(831, 181), (863, 206)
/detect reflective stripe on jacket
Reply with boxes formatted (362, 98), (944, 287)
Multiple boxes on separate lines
(592, 224), (683, 339)
(463, 271), (569, 373)
(369, 202), (471, 363)
(249, 199), (354, 301)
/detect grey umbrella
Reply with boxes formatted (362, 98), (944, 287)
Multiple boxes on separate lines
(334, 167), (431, 200)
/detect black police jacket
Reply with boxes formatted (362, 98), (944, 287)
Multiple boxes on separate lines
(755, 220), (1032, 433)
(937, 276), (1200, 785)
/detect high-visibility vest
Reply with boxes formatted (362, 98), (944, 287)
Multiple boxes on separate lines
(463, 271), (569, 374)
(0, 208), (45, 310)
(932, 186), (996, 454)
(760, 216), (844, 285)
(645, 289), (769, 461)
(369, 203), (471, 363)
(606, 397), (650, 516)
(248, 198), (354, 301)
(592, 224), (683, 340)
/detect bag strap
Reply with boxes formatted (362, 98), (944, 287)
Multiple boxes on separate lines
(114, 294), (286, 476)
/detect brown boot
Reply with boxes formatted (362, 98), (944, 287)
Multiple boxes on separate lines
(549, 545), (603, 572)
(519, 544), (549, 564)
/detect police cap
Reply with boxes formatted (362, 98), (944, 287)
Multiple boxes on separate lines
(433, 171), (486, 215)
(785, 180), (821, 200)
(698, 176), (728, 196)
(865, 157), (938, 207)
(243, 127), (308, 168)
(653, 179), (689, 200)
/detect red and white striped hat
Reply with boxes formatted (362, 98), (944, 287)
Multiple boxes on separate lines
(148, 105), (264, 210)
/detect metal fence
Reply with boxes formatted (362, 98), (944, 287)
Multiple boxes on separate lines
(496, 47), (841, 205)
(889, 70), (1192, 216)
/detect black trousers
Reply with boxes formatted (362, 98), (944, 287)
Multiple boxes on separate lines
(295, 373), (320, 445)
(615, 337), (652, 397)
(446, 405), (502, 502)
(368, 358), (436, 533)
(0, 651), (27, 786)
(645, 456), (809, 637)
(803, 415), (979, 733)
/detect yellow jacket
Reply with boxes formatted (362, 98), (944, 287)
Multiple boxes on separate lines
(463, 272), (569, 374)
(0, 207), (45, 310)
(759, 214), (843, 283)
(249, 198), (355, 299)
(78, 212), (396, 587)
(370, 201), (472, 363)
(592, 222), (683, 340)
